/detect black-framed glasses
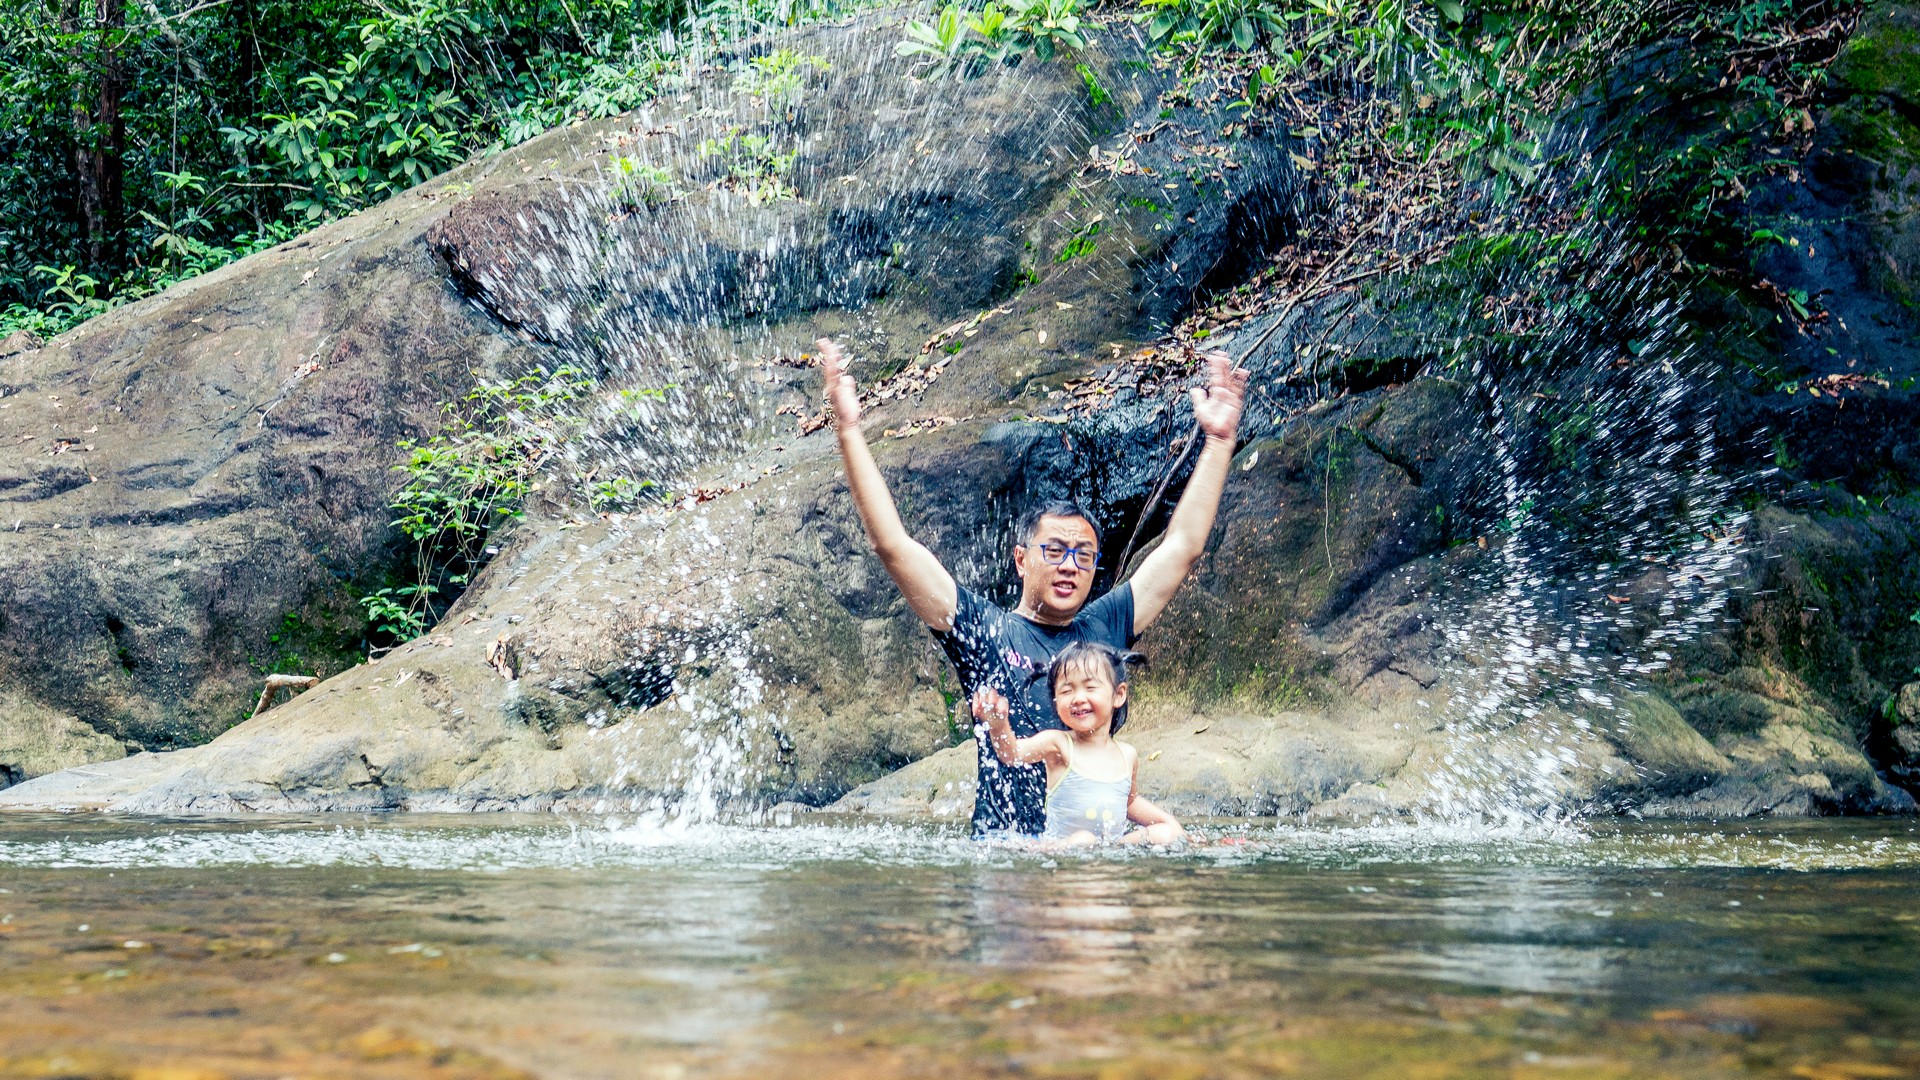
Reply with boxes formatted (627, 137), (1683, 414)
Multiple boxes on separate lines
(1031, 543), (1098, 570)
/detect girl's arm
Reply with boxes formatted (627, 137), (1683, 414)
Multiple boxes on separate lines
(1124, 745), (1186, 840)
(1127, 793), (1179, 828)
(974, 687), (1065, 767)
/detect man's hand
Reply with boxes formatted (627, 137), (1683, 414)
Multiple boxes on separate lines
(818, 337), (861, 431)
(1190, 349), (1249, 443)
(818, 335), (959, 631)
(1127, 350), (1251, 634)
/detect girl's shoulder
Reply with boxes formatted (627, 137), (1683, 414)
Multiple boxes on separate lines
(1030, 728), (1073, 755)
(1113, 739), (1139, 763)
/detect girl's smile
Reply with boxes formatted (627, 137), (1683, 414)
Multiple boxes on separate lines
(1053, 667), (1127, 738)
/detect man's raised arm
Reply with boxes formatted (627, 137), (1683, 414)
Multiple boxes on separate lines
(1127, 350), (1250, 634)
(819, 337), (960, 632)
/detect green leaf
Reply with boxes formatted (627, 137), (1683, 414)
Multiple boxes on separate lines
(1231, 16), (1255, 50)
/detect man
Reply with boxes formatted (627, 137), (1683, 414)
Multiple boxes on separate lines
(818, 336), (1248, 836)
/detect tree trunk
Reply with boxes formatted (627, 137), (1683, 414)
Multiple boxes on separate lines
(65, 0), (128, 276)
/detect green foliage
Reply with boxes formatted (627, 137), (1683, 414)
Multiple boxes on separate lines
(7, 222), (297, 341)
(699, 128), (799, 204)
(360, 586), (433, 642)
(936, 666), (970, 745)
(1385, 0), (1865, 256)
(0, 304), (70, 341)
(1009, 0), (1089, 60)
(1231, 63), (1278, 110)
(1772, 433), (1802, 471)
(587, 476), (660, 512)
(0, 0), (878, 325)
(390, 370), (588, 546)
(1141, 0), (1290, 52)
(1125, 0), (1855, 263)
(249, 607), (363, 678)
(897, 0), (1089, 75)
(1056, 219), (1101, 262)
(609, 157), (683, 209)
(1075, 62), (1112, 107)
(374, 365), (672, 646)
(733, 48), (830, 108)
(897, 3), (970, 62)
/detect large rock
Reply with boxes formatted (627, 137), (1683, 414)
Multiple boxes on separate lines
(0, 120), (531, 761)
(5, 7), (1919, 819)
(0, 16), (1308, 809)
(0, 691), (125, 788)
(1886, 682), (1920, 789)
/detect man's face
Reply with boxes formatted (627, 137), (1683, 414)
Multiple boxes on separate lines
(1014, 514), (1099, 622)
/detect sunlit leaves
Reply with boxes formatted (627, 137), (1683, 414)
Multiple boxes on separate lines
(897, 0), (1089, 75)
(377, 365), (664, 644)
(0, 0), (867, 325)
(733, 47), (830, 107)
(698, 128), (799, 204)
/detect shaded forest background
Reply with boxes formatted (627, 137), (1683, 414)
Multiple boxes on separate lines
(1, 0), (1915, 811)
(0, 0), (814, 334)
(0, 0), (1875, 344)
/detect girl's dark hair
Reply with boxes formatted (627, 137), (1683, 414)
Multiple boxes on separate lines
(1032, 641), (1148, 734)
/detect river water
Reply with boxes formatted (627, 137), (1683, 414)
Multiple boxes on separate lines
(1, 814), (1916, 1079)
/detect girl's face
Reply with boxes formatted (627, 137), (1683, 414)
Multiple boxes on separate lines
(1052, 661), (1128, 737)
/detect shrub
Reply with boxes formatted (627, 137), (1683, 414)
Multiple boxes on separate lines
(897, 0), (1090, 75)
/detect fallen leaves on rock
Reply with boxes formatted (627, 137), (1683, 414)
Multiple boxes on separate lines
(882, 414), (972, 439)
(919, 306), (1012, 357)
(793, 307), (1008, 434)
(1797, 372), (1889, 399)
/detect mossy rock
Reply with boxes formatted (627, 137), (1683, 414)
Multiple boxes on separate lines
(1834, 2), (1920, 106)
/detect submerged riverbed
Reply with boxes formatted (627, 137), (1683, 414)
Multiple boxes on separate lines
(1, 815), (1917, 1079)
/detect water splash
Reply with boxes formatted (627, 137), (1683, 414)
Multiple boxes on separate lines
(2, 817), (1915, 872)
(432, 21), (1128, 822)
(434, 9), (1759, 829)
(1392, 179), (1751, 825)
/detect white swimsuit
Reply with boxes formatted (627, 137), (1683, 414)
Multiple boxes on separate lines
(1043, 746), (1131, 841)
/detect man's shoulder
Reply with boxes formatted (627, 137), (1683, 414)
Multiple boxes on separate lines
(1075, 582), (1134, 639)
(939, 583), (1010, 635)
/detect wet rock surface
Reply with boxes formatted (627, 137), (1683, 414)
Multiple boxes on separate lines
(4, 8), (1920, 817)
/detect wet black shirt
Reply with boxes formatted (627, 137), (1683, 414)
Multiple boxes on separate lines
(932, 583), (1137, 837)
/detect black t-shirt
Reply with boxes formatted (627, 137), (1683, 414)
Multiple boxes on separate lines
(932, 582), (1137, 836)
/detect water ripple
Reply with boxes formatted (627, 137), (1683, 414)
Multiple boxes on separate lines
(0, 817), (1915, 872)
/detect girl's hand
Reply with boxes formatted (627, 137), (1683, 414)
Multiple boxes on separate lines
(970, 687), (1011, 728)
(1143, 821), (1187, 846)
(818, 337), (861, 431)
(974, 687), (1030, 766)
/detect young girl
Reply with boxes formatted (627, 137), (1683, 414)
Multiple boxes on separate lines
(977, 641), (1187, 846)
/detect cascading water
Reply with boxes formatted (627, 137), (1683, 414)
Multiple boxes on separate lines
(441, 18), (1123, 825)
(442, 11), (1758, 830)
(1396, 196), (1752, 826)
